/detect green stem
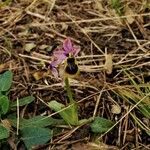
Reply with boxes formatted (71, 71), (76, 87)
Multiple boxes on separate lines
(65, 77), (74, 103)
(64, 77), (79, 125)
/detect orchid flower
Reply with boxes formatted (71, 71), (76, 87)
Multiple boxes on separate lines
(50, 38), (80, 78)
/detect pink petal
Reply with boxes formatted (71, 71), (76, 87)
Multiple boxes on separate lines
(53, 49), (64, 57)
(72, 46), (80, 56)
(53, 50), (67, 65)
(51, 67), (59, 78)
(63, 38), (73, 53)
(58, 53), (67, 61)
(50, 55), (66, 68)
(50, 60), (58, 68)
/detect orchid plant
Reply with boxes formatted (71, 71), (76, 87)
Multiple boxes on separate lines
(50, 38), (80, 78)
(49, 38), (80, 125)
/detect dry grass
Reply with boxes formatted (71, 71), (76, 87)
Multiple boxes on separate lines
(0, 0), (150, 149)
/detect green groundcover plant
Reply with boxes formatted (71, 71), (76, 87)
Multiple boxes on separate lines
(0, 71), (53, 149)
(0, 68), (114, 150)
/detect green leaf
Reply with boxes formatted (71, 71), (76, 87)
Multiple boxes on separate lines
(139, 105), (150, 119)
(90, 117), (114, 133)
(9, 115), (64, 129)
(0, 71), (13, 92)
(0, 95), (9, 115)
(111, 0), (121, 8)
(0, 124), (9, 140)
(0, 91), (2, 96)
(48, 100), (79, 125)
(111, 0), (123, 15)
(10, 96), (35, 107)
(116, 88), (150, 118)
(146, 130), (150, 136)
(21, 127), (52, 150)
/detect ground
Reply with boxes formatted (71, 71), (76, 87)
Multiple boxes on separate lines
(0, 0), (150, 150)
